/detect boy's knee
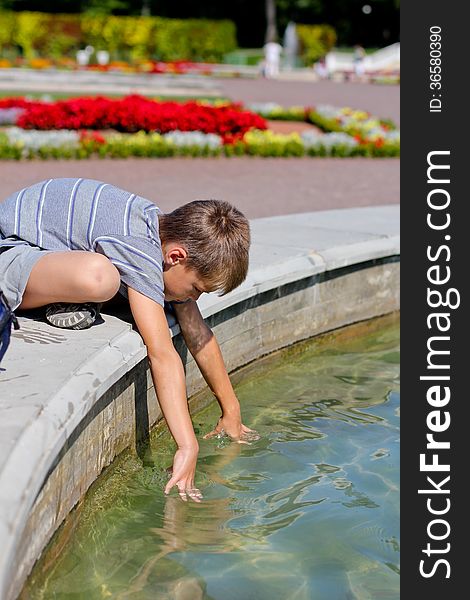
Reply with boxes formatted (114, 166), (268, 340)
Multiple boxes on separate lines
(81, 254), (120, 302)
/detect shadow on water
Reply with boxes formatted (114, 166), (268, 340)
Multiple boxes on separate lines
(21, 314), (400, 600)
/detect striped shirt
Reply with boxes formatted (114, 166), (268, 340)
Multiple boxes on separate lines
(0, 178), (165, 305)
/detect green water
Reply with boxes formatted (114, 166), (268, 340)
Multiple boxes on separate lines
(24, 316), (399, 600)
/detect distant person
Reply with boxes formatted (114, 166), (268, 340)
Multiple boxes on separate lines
(258, 58), (267, 78)
(263, 41), (283, 78)
(283, 21), (299, 70)
(353, 44), (366, 79)
(314, 56), (329, 79)
(325, 51), (336, 78)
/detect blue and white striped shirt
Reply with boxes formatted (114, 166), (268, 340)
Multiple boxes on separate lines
(0, 178), (165, 305)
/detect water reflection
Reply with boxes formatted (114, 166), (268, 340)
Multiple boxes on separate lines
(22, 315), (400, 600)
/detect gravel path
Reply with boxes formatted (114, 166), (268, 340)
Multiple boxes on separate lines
(221, 79), (400, 125)
(0, 157), (398, 218)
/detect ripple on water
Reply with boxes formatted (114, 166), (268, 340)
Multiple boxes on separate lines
(22, 315), (399, 600)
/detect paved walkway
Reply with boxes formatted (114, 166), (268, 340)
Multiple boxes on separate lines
(0, 158), (399, 219)
(221, 79), (400, 125)
(0, 68), (222, 98)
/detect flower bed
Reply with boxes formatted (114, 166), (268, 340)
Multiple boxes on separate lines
(0, 127), (399, 160)
(0, 96), (400, 159)
(0, 96), (266, 142)
(247, 102), (399, 146)
(0, 57), (218, 75)
(307, 105), (398, 145)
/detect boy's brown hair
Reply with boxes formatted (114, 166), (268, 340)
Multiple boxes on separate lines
(159, 200), (250, 295)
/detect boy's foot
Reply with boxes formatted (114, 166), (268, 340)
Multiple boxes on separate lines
(45, 302), (102, 330)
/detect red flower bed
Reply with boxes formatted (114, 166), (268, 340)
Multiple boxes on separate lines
(144, 60), (213, 75)
(0, 97), (44, 110)
(5, 96), (266, 141)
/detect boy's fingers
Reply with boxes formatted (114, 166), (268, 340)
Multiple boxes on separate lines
(240, 428), (261, 442)
(165, 471), (186, 494)
(187, 480), (203, 502)
(178, 480), (200, 502)
(203, 428), (220, 439)
(164, 477), (177, 495)
(187, 489), (202, 503)
(165, 480), (202, 502)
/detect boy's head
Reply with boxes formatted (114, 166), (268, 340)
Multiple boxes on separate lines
(159, 200), (250, 302)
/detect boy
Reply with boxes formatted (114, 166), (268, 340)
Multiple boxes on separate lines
(0, 178), (254, 502)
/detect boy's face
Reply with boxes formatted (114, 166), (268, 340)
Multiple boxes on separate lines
(163, 262), (208, 303)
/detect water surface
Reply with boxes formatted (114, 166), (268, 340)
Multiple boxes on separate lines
(24, 315), (399, 600)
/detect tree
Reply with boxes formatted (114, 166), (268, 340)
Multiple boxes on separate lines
(83, 0), (131, 14)
(265, 0), (278, 43)
(2, 0), (399, 48)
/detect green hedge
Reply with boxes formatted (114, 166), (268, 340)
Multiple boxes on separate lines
(0, 11), (237, 61)
(296, 24), (337, 65)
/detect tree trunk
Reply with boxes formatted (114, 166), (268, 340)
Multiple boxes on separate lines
(265, 0), (278, 44)
(141, 0), (150, 16)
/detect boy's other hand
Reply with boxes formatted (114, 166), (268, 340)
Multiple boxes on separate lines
(165, 445), (203, 502)
(204, 415), (259, 444)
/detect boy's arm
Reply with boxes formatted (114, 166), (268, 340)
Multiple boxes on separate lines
(127, 287), (201, 500)
(173, 300), (256, 441)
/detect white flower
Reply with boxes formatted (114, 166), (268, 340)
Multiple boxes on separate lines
(301, 131), (358, 152)
(246, 102), (283, 116)
(315, 104), (342, 119)
(4, 127), (80, 150)
(162, 130), (222, 149)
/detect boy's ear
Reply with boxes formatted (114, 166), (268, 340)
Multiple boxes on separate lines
(166, 245), (188, 265)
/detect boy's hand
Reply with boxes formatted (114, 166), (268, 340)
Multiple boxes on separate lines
(165, 444), (203, 502)
(204, 414), (258, 443)
(127, 290), (203, 503)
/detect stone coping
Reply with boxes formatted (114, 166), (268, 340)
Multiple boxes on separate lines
(0, 205), (399, 599)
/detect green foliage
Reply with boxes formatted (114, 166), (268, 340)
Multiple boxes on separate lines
(0, 11), (15, 49)
(15, 11), (46, 58)
(44, 14), (82, 57)
(296, 23), (336, 64)
(0, 11), (82, 58)
(253, 105), (308, 121)
(0, 10), (237, 62)
(83, 0), (129, 15)
(80, 14), (157, 59)
(152, 17), (236, 62)
(223, 49), (264, 66)
(307, 110), (343, 133)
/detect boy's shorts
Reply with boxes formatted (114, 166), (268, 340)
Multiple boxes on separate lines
(0, 238), (56, 311)
(0, 237), (178, 328)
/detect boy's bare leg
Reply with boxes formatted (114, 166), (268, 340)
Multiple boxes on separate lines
(18, 251), (121, 310)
